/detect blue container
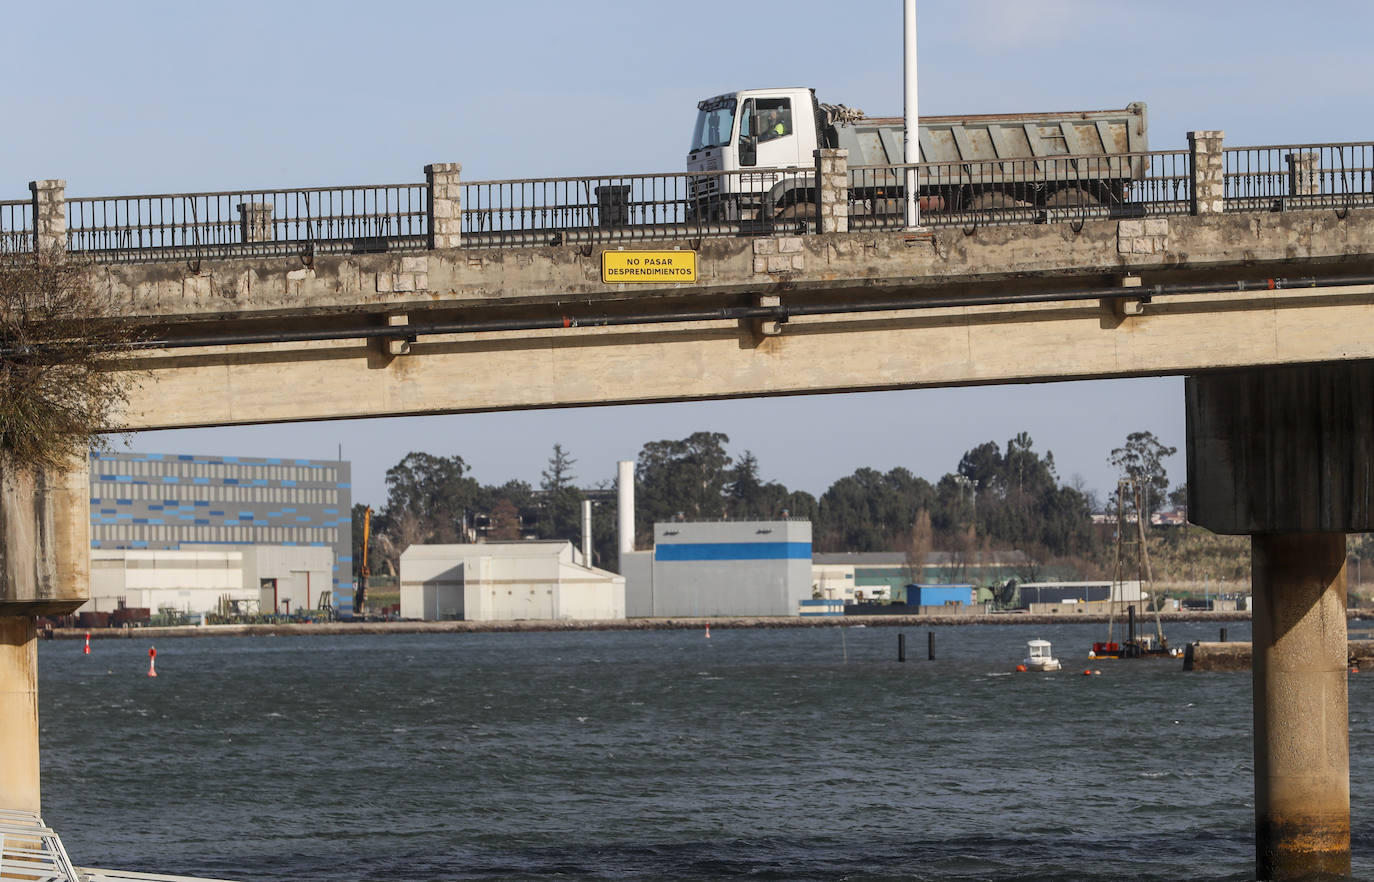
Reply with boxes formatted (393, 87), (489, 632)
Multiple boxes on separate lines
(906, 584), (974, 607)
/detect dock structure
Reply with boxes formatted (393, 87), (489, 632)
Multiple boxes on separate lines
(0, 808), (238, 882)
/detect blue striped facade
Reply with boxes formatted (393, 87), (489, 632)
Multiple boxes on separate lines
(88, 452), (353, 614)
(655, 541), (811, 562)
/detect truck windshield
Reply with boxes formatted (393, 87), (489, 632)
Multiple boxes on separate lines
(691, 97), (736, 152)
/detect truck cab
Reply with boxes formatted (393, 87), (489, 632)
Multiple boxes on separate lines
(688, 87), (818, 174)
(687, 88), (819, 220)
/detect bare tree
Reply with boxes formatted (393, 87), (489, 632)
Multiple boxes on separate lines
(905, 509), (933, 584)
(0, 247), (137, 471)
(949, 523), (977, 581)
(377, 510), (429, 576)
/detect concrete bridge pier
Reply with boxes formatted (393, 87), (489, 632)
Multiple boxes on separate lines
(0, 456), (91, 813)
(0, 615), (40, 812)
(1188, 362), (1374, 879)
(1252, 532), (1350, 877)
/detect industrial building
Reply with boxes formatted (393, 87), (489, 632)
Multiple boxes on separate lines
(1017, 581), (1142, 606)
(812, 550), (1032, 602)
(1018, 580), (1150, 615)
(621, 519), (813, 617)
(89, 549), (244, 619)
(87, 451), (353, 616)
(399, 541), (625, 622)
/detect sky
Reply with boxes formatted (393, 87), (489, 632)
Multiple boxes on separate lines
(5, 0), (1373, 510)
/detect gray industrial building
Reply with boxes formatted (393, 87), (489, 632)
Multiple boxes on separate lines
(88, 451), (354, 615)
(621, 519), (812, 617)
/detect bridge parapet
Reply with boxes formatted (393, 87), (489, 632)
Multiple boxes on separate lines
(6, 133), (1374, 266)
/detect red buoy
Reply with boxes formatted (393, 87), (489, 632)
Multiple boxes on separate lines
(83, 632), (90, 655)
(147, 646), (158, 678)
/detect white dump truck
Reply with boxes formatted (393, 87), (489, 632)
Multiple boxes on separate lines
(687, 87), (1148, 222)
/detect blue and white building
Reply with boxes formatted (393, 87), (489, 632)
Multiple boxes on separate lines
(622, 519), (812, 617)
(87, 451), (354, 615)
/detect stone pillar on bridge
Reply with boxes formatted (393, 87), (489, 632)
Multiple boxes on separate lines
(1187, 361), (1374, 879)
(0, 455), (91, 813)
(1188, 130), (1225, 215)
(426, 163), (462, 250)
(28, 179), (65, 253)
(237, 202), (275, 243)
(814, 149), (849, 234)
(1287, 152), (1321, 197)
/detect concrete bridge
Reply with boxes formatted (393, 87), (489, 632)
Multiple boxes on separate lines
(3, 129), (1373, 879)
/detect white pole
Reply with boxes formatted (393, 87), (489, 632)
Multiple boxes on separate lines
(581, 498), (593, 565)
(617, 460), (635, 556)
(902, 0), (920, 230)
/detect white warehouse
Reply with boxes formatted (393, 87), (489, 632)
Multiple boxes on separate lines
(399, 541), (625, 622)
(87, 549), (249, 615)
(83, 546), (334, 617)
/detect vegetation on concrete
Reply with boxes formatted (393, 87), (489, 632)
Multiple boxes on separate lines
(0, 247), (136, 471)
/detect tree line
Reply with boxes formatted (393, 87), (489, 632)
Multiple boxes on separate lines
(354, 430), (1181, 581)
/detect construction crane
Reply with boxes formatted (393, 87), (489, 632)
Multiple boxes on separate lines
(354, 506), (371, 618)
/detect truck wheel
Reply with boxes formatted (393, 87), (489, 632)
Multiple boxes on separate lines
(968, 191), (1033, 210)
(1044, 187), (1100, 207)
(775, 196), (817, 220)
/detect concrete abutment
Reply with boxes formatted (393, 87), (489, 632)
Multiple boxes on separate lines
(0, 456), (92, 814)
(1188, 361), (1374, 879)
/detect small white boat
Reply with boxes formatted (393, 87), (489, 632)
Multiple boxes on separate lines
(1023, 638), (1062, 671)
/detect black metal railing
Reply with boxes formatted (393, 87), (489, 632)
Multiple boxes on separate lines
(0, 199), (33, 253)
(461, 167), (816, 247)
(1224, 142), (1374, 211)
(848, 149), (1191, 231)
(66, 184), (428, 261)
(23, 140), (1374, 263)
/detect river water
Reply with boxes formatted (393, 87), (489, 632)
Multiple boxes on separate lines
(32, 620), (1374, 881)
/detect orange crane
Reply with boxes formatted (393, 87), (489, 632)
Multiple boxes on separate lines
(354, 506), (371, 618)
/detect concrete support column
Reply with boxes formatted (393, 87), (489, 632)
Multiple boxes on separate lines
(813, 148), (849, 233)
(0, 616), (39, 812)
(1, 457), (90, 612)
(237, 201), (275, 242)
(1187, 130), (1225, 215)
(1252, 532), (1350, 879)
(425, 162), (462, 250)
(0, 456), (90, 813)
(1286, 152), (1321, 197)
(1188, 361), (1374, 879)
(28, 179), (66, 252)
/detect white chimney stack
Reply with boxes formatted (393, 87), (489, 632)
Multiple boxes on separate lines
(617, 460), (635, 556)
(581, 498), (593, 565)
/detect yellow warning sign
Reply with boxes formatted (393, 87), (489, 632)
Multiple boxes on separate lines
(601, 250), (697, 284)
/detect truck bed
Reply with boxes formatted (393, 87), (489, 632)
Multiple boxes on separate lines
(832, 103), (1148, 166)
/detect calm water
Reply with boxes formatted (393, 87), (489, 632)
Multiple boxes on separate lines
(32, 620), (1374, 881)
